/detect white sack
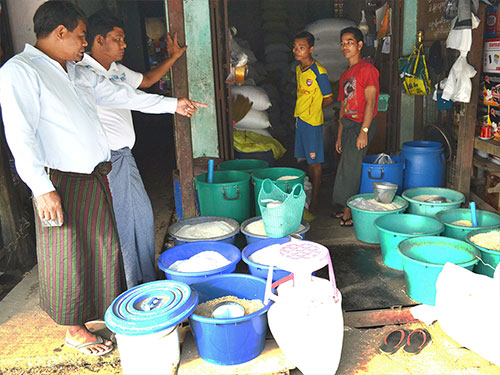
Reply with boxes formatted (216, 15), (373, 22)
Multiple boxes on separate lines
(305, 18), (356, 38)
(235, 109), (271, 130)
(232, 85), (272, 110)
(265, 51), (290, 64)
(265, 43), (291, 55)
(435, 262), (500, 366)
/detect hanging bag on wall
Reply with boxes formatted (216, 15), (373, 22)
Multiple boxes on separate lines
(399, 36), (432, 96)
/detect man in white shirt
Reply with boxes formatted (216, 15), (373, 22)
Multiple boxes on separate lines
(0, 1), (205, 356)
(81, 9), (186, 289)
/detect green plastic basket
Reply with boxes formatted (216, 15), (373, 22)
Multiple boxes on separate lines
(252, 168), (306, 216)
(435, 208), (500, 241)
(347, 193), (408, 244)
(258, 178), (306, 238)
(402, 187), (465, 217)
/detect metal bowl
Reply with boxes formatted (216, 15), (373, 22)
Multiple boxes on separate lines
(373, 182), (398, 204)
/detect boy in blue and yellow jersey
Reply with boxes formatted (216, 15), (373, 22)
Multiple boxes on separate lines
(293, 31), (333, 213)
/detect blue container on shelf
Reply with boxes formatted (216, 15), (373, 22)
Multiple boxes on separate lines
(400, 141), (446, 190)
(188, 274), (271, 365)
(158, 241), (241, 285)
(360, 155), (404, 195)
(242, 237), (292, 281)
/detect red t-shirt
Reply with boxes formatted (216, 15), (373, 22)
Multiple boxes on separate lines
(337, 59), (379, 123)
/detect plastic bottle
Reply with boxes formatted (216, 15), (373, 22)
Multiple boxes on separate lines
(358, 10), (369, 36)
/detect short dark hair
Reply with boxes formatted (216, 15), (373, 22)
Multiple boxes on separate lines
(295, 31), (315, 48)
(87, 9), (124, 49)
(340, 27), (364, 44)
(33, 1), (87, 39)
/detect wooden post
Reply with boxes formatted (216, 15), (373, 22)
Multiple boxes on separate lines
(455, 4), (485, 197)
(166, 0), (197, 218)
(0, 119), (35, 269)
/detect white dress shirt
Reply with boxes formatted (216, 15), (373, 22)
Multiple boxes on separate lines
(79, 54), (143, 150)
(0, 44), (177, 197)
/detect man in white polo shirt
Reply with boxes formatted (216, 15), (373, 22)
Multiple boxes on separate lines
(80, 9), (187, 289)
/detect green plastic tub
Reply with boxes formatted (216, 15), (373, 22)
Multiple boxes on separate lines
(252, 167), (305, 216)
(347, 193), (408, 244)
(465, 228), (500, 278)
(398, 236), (480, 305)
(375, 214), (444, 270)
(195, 170), (251, 224)
(218, 159), (269, 174)
(402, 187), (465, 217)
(435, 208), (500, 241)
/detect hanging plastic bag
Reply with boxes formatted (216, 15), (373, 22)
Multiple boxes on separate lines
(441, 53), (476, 103)
(258, 178), (306, 238)
(373, 153), (393, 165)
(399, 40), (432, 96)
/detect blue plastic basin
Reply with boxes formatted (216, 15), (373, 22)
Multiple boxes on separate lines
(188, 274), (271, 365)
(158, 241), (241, 285)
(242, 237), (292, 282)
(167, 216), (239, 245)
(240, 216), (310, 245)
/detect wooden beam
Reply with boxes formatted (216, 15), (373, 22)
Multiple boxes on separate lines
(344, 306), (418, 328)
(389, 0), (403, 152)
(455, 4), (486, 197)
(166, 0), (197, 218)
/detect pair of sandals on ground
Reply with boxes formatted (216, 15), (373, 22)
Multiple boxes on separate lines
(380, 328), (432, 355)
(332, 209), (353, 227)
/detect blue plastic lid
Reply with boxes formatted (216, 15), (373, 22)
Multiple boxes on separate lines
(105, 280), (198, 336)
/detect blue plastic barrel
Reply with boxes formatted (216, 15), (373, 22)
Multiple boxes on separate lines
(360, 155), (404, 195)
(400, 141), (446, 190)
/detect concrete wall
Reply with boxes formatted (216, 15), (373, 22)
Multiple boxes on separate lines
(5, 0), (44, 53)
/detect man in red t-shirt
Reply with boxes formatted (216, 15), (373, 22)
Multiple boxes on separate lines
(332, 27), (379, 227)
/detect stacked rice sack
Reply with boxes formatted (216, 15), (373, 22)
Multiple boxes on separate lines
(233, 85), (273, 137)
(261, 0), (291, 74)
(305, 18), (356, 82)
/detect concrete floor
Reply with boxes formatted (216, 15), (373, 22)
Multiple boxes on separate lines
(0, 170), (499, 374)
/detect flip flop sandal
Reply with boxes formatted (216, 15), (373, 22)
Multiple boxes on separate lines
(403, 328), (431, 354)
(379, 328), (409, 354)
(339, 218), (353, 227)
(330, 210), (344, 219)
(65, 335), (114, 356)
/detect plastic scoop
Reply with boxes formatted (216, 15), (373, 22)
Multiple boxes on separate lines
(470, 201), (478, 227)
(207, 159), (214, 183)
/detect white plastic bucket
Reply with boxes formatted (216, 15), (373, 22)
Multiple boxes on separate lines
(105, 281), (198, 375)
(116, 325), (180, 375)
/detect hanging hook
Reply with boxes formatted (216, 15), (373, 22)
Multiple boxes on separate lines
(417, 31), (423, 45)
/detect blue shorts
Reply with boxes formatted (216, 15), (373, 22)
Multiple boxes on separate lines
(294, 117), (324, 164)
